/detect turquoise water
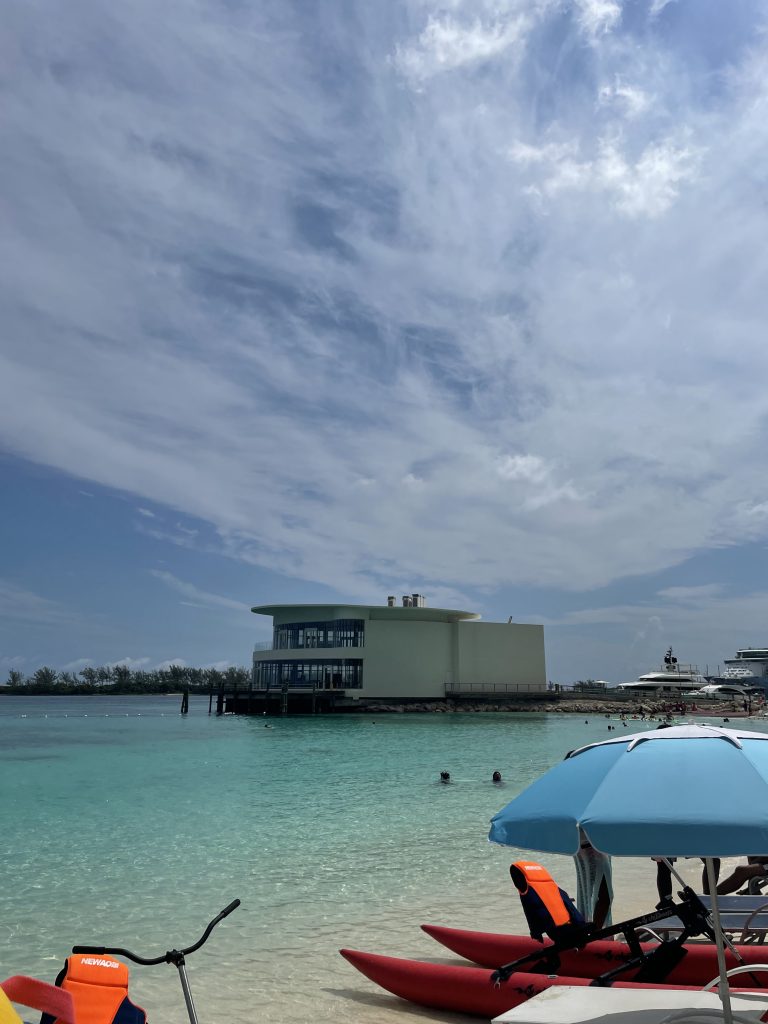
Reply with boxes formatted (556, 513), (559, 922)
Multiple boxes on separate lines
(1, 697), (760, 1024)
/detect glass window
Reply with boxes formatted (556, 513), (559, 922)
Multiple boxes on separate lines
(271, 620), (365, 650)
(252, 659), (363, 690)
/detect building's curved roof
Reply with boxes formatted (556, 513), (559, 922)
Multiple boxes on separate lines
(251, 603), (480, 623)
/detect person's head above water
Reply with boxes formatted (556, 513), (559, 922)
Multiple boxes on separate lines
(439, 770), (451, 782)
(492, 770), (502, 782)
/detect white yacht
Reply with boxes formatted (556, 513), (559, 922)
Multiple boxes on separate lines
(616, 648), (706, 695)
(686, 683), (763, 702)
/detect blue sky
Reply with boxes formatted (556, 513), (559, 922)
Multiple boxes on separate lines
(3, 0), (768, 683)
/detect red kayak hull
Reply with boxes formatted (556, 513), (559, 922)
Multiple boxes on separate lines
(421, 924), (768, 987)
(339, 948), (704, 1019)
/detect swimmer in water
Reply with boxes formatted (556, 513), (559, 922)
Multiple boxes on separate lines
(439, 770), (451, 783)
(492, 770), (502, 783)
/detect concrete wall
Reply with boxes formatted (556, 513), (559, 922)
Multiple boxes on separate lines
(457, 622), (546, 689)
(360, 619), (453, 699)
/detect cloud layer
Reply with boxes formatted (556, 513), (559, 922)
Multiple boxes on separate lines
(3, 0), (768, 611)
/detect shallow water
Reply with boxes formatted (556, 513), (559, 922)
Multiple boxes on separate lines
(0, 697), (758, 1023)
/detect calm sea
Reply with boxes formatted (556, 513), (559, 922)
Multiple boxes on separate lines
(1, 696), (759, 1024)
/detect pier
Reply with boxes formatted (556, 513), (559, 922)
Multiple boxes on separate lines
(203, 679), (342, 715)
(201, 679), (643, 716)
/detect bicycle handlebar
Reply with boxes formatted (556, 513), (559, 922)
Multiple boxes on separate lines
(72, 900), (241, 965)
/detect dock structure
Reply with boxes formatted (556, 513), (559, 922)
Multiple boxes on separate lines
(214, 682), (338, 716)
(205, 676), (341, 715)
(207, 682), (553, 716)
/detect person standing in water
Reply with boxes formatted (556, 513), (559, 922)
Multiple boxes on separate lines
(574, 829), (613, 929)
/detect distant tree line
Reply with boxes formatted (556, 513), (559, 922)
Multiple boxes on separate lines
(1, 664), (251, 695)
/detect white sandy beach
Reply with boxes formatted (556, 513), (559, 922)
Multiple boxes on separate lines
(118, 855), (743, 1024)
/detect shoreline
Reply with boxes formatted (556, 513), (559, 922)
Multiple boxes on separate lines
(1, 691), (757, 718)
(357, 698), (756, 716)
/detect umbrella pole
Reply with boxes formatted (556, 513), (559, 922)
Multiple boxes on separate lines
(705, 856), (733, 1024)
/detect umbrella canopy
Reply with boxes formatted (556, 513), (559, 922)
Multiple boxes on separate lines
(489, 724), (768, 857)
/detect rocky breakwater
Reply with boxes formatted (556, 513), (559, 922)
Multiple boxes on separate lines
(363, 699), (668, 715)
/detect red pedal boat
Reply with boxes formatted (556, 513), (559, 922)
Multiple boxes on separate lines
(339, 948), (715, 1019)
(421, 924), (768, 986)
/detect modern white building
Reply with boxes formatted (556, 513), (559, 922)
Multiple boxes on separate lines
(249, 595), (546, 710)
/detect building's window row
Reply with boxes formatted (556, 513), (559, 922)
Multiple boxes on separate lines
(253, 659), (363, 690)
(272, 619), (365, 650)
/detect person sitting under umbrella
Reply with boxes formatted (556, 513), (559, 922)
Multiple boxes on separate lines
(716, 855), (768, 895)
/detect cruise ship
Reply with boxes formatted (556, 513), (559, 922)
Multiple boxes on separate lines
(615, 648), (706, 696)
(719, 648), (768, 690)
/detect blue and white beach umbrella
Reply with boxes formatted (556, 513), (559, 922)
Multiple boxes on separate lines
(490, 724), (768, 856)
(489, 724), (768, 1023)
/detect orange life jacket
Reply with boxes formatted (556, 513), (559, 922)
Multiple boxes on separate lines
(41, 955), (147, 1024)
(511, 860), (574, 928)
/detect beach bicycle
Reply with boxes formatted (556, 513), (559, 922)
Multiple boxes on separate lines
(68, 899), (241, 1024)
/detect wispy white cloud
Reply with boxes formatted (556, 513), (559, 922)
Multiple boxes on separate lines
(496, 454), (582, 509)
(656, 584), (724, 603)
(394, 12), (530, 82)
(0, 580), (78, 626)
(598, 79), (652, 118)
(154, 658), (186, 671)
(496, 454), (550, 484)
(574, 0), (622, 38)
(0, 655), (27, 673)
(137, 507), (156, 518)
(134, 520), (207, 552)
(510, 136), (701, 217)
(0, 0), (767, 616)
(149, 570), (250, 613)
(649, 0), (676, 17)
(60, 657), (94, 672)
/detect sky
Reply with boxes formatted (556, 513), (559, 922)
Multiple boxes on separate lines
(2, 0), (768, 683)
